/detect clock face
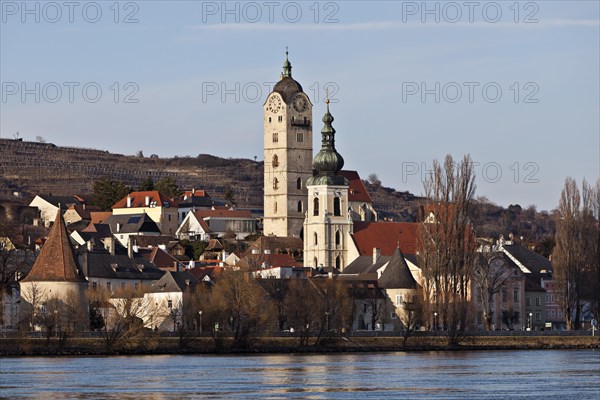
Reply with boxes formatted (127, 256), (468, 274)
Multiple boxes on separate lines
(268, 96), (282, 113)
(292, 95), (308, 113)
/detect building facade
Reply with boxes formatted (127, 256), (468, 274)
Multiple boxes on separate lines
(263, 52), (313, 238)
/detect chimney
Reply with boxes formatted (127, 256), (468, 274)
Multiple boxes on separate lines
(145, 196), (150, 206)
(175, 261), (180, 271)
(106, 236), (115, 255)
(116, 223), (121, 232)
(373, 247), (381, 264)
(185, 279), (190, 286)
(192, 188), (195, 195)
(127, 238), (133, 259)
(87, 240), (93, 251)
(127, 196), (132, 208)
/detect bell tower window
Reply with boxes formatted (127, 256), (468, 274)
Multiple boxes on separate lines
(335, 230), (341, 246)
(313, 232), (318, 245)
(272, 132), (278, 143)
(333, 197), (341, 216)
(272, 154), (279, 168)
(313, 198), (319, 216)
(273, 178), (279, 190)
(297, 201), (303, 213)
(296, 178), (302, 190)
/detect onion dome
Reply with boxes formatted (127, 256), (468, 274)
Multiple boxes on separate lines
(307, 100), (348, 186)
(273, 49), (304, 103)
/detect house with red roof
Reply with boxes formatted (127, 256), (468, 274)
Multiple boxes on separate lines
(112, 191), (178, 236)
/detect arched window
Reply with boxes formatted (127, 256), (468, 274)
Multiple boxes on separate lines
(296, 177), (302, 190)
(272, 132), (278, 143)
(268, 117), (272, 123)
(334, 197), (341, 216)
(335, 230), (341, 246)
(313, 232), (318, 245)
(335, 256), (341, 270)
(313, 257), (318, 268)
(272, 154), (279, 168)
(273, 178), (278, 190)
(297, 201), (302, 213)
(313, 197), (319, 216)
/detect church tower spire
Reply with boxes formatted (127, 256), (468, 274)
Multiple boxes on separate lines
(283, 47), (292, 78)
(304, 100), (351, 270)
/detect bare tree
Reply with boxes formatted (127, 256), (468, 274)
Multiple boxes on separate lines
(472, 254), (514, 331)
(418, 154), (477, 347)
(552, 178), (596, 330)
(20, 281), (48, 331)
(200, 270), (275, 348)
(0, 248), (36, 328)
(88, 286), (164, 352)
(397, 290), (424, 348)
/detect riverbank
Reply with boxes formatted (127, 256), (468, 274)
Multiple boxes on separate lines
(2, 334), (599, 356)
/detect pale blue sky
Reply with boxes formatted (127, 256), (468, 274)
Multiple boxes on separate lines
(1, 1), (598, 211)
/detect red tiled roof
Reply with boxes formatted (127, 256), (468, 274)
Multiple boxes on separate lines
(142, 247), (179, 270)
(112, 191), (177, 209)
(352, 221), (419, 256)
(90, 211), (112, 224)
(181, 189), (208, 199)
(340, 170), (372, 203)
(22, 211), (86, 283)
(193, 210), (253, 219)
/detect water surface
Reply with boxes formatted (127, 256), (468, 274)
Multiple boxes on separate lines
(1, 350), (599, 399)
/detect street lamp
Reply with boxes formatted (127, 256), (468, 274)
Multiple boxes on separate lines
(434, 312), (438, 332)
(528, 312), (533, 331)
(199, 311), (203, 335)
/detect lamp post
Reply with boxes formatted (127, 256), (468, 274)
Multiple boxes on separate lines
(433, 312), (438, 332)
(199, 311), (203, 335)
(528, 312), (533, 331)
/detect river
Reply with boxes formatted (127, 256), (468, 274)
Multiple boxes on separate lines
(1, 350), (599, 399)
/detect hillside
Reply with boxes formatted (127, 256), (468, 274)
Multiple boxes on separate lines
(0, 138), (263, 206)
(0, 138), (556, 251)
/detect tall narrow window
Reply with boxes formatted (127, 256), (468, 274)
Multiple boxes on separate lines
(272, 154), (279, 168)
(335, 230), (341, 246)
(278, 115), (283, 122)
(335, 256), (341, 270)
(296, 178), (302, 190)
(313, 197), (319, 216)
(313, 232), (318, 245)
(273, 178), (278, 190)
(296, 132), (303, 142)
(333, 197), (341, 216)
(297, 201), (302, 213)
(274, 202), (277, 213)
(313, 257), (318, 268)
(268, 117), (272, 123)
(272, 132), (278, 142)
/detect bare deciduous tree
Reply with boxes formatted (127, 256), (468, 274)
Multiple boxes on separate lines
(418, 154), (477, 347)
(552, 178), (597, 330)
(472, 254), (514, 331)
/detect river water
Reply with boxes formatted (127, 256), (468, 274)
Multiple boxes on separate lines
(1, 350), (599, 399)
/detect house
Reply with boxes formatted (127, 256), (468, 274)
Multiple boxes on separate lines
(143, 271), (200, 331)
(177, 210), (256, 240)
(63, 204), (100, 225)
(177, 189), (232, 224)
(137, 247), (182, 271)
(175, 211), (212, 241)
(106, 214), (161, 247)
(77, 245), (164, 292)
(500, 242), (555, 329)
(29, 195), (81, 227)
(70, 223), (113, 248)
(112, 191), (178, 236)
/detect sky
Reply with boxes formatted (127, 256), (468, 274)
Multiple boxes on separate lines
(1, 1), (599, 211)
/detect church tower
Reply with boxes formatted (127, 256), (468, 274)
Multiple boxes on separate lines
(263, 51), (313, 237)
(303, 99), (352, 270)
